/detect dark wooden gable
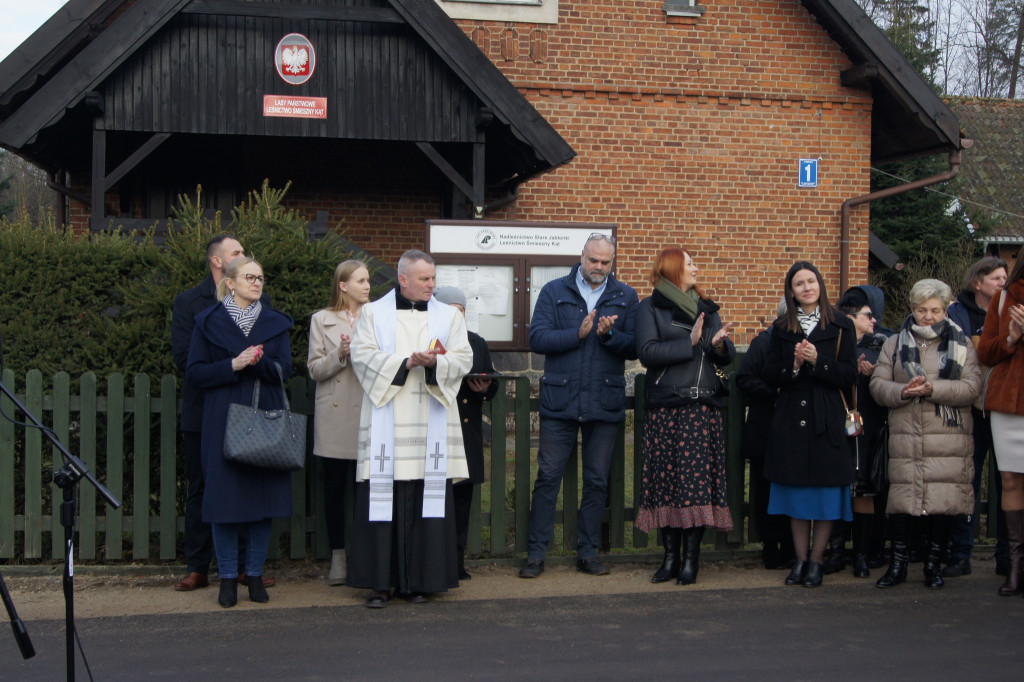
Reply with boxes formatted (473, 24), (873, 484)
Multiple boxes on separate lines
(802, 0), (961, 163)
(0, 0), (575, 195)
(103, 9), (480, 144)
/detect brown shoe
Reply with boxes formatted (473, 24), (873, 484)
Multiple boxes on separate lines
(237, 573), (276, 588)
(174, 572), (210, 591)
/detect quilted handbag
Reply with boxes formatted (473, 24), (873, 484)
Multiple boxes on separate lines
(223, 363), (307, 471)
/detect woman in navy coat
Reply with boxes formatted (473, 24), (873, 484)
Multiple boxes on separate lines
(186, 256), (294, 608)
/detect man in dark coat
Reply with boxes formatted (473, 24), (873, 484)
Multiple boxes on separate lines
(519, 234), (638, 578)
(432, 286), (499, 580)
(171, 235), (272, 591)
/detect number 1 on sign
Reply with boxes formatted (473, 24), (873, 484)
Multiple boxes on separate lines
(799, 158), (818, 188)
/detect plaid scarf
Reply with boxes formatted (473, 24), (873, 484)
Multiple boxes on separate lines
(223, 296), (262, 337)
(896, 316), (969, 428)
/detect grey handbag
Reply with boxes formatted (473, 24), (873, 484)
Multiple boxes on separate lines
(223, 363), (307, 471)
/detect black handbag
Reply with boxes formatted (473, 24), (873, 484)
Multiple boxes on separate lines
(223, 363), (307, 471)
(869, 421), (889, 492)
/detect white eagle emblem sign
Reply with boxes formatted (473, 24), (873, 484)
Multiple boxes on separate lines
(274, 33), (316, 85)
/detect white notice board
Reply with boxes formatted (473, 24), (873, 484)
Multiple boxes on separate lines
(435, 264), (515, 342)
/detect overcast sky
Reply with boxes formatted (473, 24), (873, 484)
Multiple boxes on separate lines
(0, 1), (68, 62)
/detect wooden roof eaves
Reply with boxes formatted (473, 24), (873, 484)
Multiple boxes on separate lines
(0, 0), (123, 105)
(386, 0), (575, 172)
(801, 0), (961, 155)
(0, 0), (191, 150)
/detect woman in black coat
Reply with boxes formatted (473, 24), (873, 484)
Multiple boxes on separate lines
(187, 257), (294, 608)
(763, 261), (857, 587)
(635, 247), (735, 586)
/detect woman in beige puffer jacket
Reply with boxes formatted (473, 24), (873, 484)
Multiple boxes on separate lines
(869, 279), (981, 590)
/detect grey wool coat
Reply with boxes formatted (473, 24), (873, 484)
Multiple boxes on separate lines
(868, 331), (981, 517)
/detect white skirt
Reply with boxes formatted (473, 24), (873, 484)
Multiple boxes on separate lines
(991, 411), (1024, 474)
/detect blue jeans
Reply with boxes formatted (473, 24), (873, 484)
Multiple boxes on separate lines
(949, 411), (1007, 562)
(527, 419), (617, 561)
(211, 520), (273, 579)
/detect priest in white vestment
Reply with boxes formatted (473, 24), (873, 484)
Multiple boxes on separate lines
(348, 249), (472, 608)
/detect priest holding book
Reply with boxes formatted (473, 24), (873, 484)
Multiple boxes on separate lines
(348, 250), (473, 608)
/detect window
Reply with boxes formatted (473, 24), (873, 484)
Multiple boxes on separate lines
(435, 0), (558, 25)
(663, 0), (704, 18)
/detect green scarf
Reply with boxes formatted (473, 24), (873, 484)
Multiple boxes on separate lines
(655, 278), (700, 319)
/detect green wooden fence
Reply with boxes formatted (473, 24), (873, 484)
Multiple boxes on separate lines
(0, 364), (1001, 563)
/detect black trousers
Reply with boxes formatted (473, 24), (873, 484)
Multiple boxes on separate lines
(322, 458), (355, 550)
(182, 431), (213, 574)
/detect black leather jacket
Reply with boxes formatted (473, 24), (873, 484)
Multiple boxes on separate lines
(636, 290), (735, 408)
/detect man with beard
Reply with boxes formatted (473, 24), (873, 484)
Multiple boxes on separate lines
(519, 234), (638, 578)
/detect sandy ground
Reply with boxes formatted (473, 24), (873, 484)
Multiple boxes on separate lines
(5, 553), (983, 621)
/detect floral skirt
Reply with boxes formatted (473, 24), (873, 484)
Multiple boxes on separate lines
(635, 404), (733, 533)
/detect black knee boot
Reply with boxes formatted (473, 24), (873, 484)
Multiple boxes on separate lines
(876, 514), (909, 589)
(924, 515), (952, 589)
(677, 527), (705, 586)
(852, 512), (873, 578)
(651, 528), (682, 583)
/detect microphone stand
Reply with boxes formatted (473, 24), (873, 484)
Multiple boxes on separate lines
(0, 378), (121, 682)
(0, 569), (34, 659)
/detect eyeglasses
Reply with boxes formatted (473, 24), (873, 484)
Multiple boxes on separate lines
(855, 312), (876, 320)
(587, 232), (616, 244)
(241, 274), (266, 284)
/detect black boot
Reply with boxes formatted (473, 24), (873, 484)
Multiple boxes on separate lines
(923, 515), (952, 589)
(677, 527), (705, 585)
(248, 575), (270, 603)
(998, 510), (1023, 597)
(822, 523), (847, 575)
(651, 528), (682, 583)
(851, 512), (873, 578)
(876, 514), (909, 589)
(218, 578), (238, 608)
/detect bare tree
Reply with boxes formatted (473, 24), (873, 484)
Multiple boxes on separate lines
(0, 151), (58, 222)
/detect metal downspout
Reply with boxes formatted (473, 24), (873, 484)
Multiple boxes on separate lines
(839, 144), (970, 293)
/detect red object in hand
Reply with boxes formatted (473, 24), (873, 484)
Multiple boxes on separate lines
(428, 338), (446, 354)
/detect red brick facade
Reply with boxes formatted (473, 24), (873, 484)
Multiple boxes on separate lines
(66, 1), (875, 341)
(448, 1), (874, 340)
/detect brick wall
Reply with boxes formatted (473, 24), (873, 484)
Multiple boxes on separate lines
(452, 0), (874, 342)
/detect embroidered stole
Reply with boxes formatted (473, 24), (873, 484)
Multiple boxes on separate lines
(368, 290), (452, 521)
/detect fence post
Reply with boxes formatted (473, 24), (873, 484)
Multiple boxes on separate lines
(633, 374), (648, 548)
(24, 370), (42, 559)
(0, 369), (15, 558)
(106, 374), (125, 560)
(514, 377), (531, 553)
(133, 374), (152, 560)
(79, 373), (98, 560)
(51, 371), (71, 559)
(159, 375), (178, 560)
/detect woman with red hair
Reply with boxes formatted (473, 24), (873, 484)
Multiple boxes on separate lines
(635, 247), (735, 585)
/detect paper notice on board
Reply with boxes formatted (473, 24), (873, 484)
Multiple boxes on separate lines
(477, 270), (508, 314)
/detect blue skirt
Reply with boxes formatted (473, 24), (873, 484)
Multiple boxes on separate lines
(768, 483), (852, 522)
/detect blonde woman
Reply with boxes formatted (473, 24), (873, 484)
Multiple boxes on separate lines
(186, 257), (294, 607)
(307, 260), (371, 585)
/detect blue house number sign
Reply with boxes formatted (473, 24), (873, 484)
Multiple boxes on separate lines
(799, 159), (818, 188)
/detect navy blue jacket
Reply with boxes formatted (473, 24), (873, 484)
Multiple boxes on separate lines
(172, 273), (271, 432)
(530, 264), (639, 423)
(186, 303), (294, 524)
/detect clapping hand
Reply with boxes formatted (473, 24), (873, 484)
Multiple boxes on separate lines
(857, 353), (876, 377)
(407, 349), (440, 369)
(337, 334), (351, 359)
(690, 313), (705, 346)
(712, 321), (734, 348)
(232, 345), (263, 371)
(1008, 304), (1024, 346)
(901, 375), (933, 399)
(578, 310), (597, 340)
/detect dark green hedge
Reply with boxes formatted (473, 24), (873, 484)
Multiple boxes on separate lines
(0, 182), (388, 382)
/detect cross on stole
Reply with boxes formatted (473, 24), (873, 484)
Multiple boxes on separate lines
(412, 382), (428, 404)
(429, 442), (443, 470)
(374, 445), (390, 472)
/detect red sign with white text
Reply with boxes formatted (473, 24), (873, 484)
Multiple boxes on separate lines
(263, 95), (328, 119)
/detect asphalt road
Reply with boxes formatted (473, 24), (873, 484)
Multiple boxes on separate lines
(3, 574), (1023, 680)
